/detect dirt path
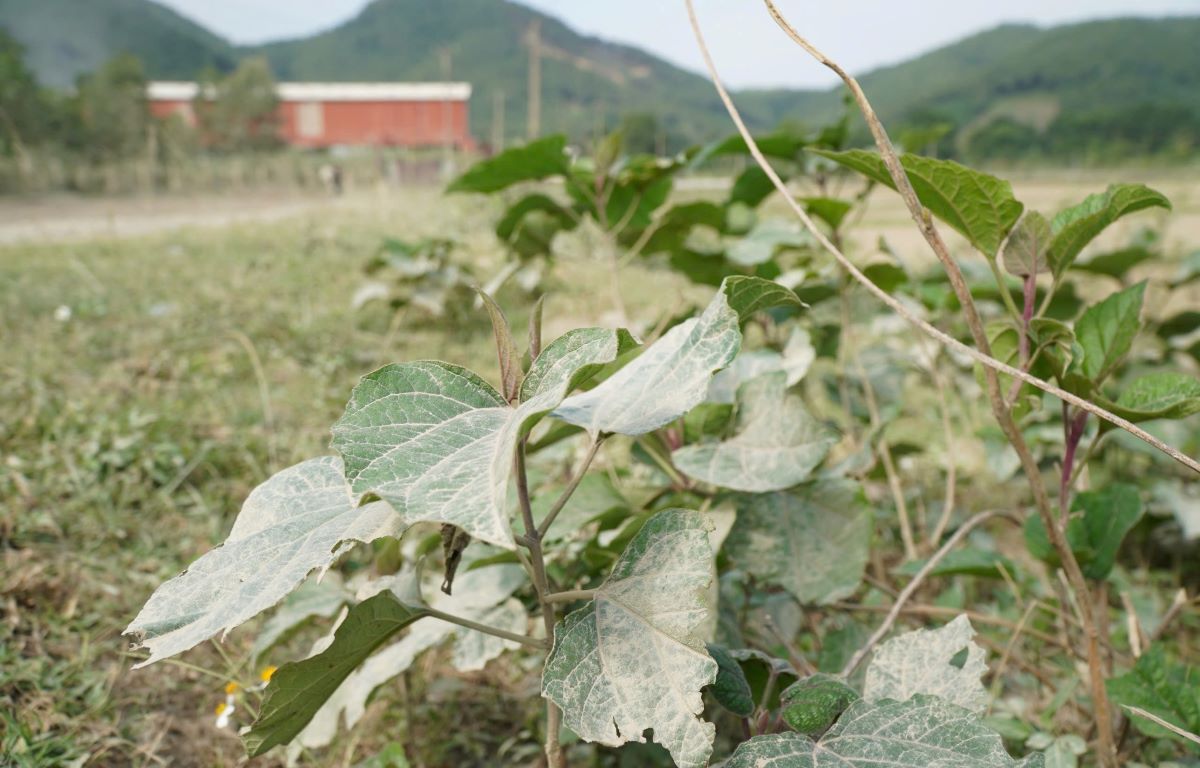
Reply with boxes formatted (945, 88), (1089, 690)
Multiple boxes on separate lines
(0, 190), (372, 245)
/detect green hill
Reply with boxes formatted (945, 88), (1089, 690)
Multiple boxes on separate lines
(0, 0), (235, 88)
(1, 0), (1198, 158)
(245, 0), (756, 146)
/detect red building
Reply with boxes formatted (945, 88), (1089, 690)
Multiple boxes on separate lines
(148, 81), (474, 149)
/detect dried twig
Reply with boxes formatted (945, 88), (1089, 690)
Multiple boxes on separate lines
(839, 509), (1018, 676)
(1121, 705), (1200, 747)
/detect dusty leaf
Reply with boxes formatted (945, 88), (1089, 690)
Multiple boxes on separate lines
(553, 277), (801, 437)
(332, 327), (630, 549)
(542, 509), (718, 768)
(125, 457), (404, 667)
(674, 372), (835, 492)
(726, 696), (1044, 767)
(863, 614), (989, 713)
(724, 480), (871, 605)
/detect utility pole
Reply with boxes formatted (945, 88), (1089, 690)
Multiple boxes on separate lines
(492, 89), (506, 152)
(526, 19), (541, 139)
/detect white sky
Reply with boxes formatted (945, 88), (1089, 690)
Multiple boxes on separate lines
(155, 0), (1200, 88)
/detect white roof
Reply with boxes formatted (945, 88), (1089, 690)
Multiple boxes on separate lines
(148, 81), (472, 102)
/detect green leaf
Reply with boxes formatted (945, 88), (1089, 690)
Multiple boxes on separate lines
(252, 574), (350, 659)
(729, 166), (776, 207)
(1075, 281), (1146, 383)
(673, 371), (835, 492)
(1107, 372), (1200, 423)
(290, 564), (527, 752)
(519, 327), (639, 405)
(552, 277), (800, 437)
(892, 548), (1018, 580)
(1024, 485), (1142, 580)
(1075, 484), (1143, 580)
(863, 615), (989, 714)
(705, 643), (755, 717)
(721, 275), (806, 318)
(812, 149), (1023, 257)
(1047, 185), (1171, 279)
(542, 509), (718, 768)
(244, 591), (431, 756)
(1002, 211), (1052, 277)
(1106, 645), (1200, 743)
(125, 457), (405, 667)
(333, 329), (631, 549)
(1074, 246), (1155, 278)
(707, 329), (814, 404)
(728, 648), (798, 711)
(725, 696), (1044, 767)
(802, 197), (854, 232)
(446, 135), (569, 193)
(724, 479), (871, 605)
(780, 674), (860, 735)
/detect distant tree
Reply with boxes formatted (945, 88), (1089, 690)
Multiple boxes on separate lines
(619, 112), (660, 156)
(0, 28), (48, 156)
(966, 118), (1041, 163)
(197, 57), (281, 152)
(76, 53), (151, 160)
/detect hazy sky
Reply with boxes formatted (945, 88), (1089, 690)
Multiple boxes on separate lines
(156, 0), (1200, 88)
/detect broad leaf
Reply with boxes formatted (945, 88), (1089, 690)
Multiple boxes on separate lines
(780, 673), (860, 735)
(893, 548), (1018, 580)
(1106, 646), (1200, 743)
(1075, 484), (1143, 580)
(332, 328), (631, 549)
(724, 479), (870, 605)
(706, 643), (755, 717)
(1048, 185), (1171, 278)
(1075, 246), (1155, 278)
(707, 328), (814, 404)
(1002, 211), (1052, 276)
(1075, 281), (1146, 383)
(1108, 372), (1200, 423)
(726, 696), (1044, 767)
(552, 277), (801, 437)
(812, 149), (1023, 257)
(542, 509), (718, 768)
(253, 574), (350, 659)
(447, 135), (569, 193)
(125, 457), (404, 667)
(245, 591), (430, 756)
(673, 371), (835, 492)
(287, 562), (527, 751)
(864, 615), (989, 714)
(802, 197), (853, 232)
(726, 221), (809, 267)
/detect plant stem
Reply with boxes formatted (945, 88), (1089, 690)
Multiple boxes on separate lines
(544, 589), (596, 604)
(685, 0), (1200, 476)
(1060, 405), (1089, 516)
(425, 607), (546, 650)
(537, 436), (606, 539)
(514, 441), (564, 768)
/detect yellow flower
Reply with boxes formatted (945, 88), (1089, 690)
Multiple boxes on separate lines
(259, 666), (278, 683)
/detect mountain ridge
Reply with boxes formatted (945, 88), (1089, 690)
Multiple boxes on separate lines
(2, 0), (1198, 154)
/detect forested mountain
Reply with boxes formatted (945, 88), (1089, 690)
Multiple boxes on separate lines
(2, 0), (1197, 157)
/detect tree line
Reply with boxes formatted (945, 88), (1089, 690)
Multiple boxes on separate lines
(0, 29), (281, 165)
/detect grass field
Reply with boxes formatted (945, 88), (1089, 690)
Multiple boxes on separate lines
(0, 172), (1195, 766)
